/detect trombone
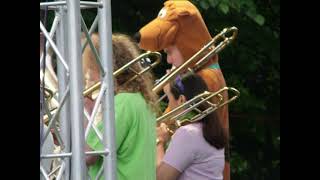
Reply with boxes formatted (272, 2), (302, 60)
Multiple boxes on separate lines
(153, 27), (238, 94)
(42, 51), (162, 123)
(41, 86), (55, 101)
(156, 87), (240, 135)
(83, 51), (162, 97)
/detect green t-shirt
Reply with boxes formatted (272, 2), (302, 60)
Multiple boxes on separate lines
(86, 93), (156, 180)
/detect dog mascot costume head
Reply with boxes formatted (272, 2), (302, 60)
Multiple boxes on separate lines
(135, 1), (231, 179)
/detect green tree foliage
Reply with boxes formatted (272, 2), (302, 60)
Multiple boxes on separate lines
(42, 0), (280, 179)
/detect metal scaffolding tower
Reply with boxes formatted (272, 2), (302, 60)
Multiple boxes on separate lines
(40, 0), (116, 179)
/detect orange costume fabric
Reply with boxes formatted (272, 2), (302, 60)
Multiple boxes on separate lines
(136, 1), (231, 179)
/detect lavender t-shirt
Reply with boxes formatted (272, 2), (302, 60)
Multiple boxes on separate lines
(163, 123), (225, 180)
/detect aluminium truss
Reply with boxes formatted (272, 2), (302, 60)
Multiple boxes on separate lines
(40, 0), (116, 179)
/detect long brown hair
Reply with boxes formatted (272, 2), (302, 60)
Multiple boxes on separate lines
(82, 33), (160, 115)
(170, 73), (228, 149)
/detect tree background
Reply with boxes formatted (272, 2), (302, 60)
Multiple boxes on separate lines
(43, 0), (280, 179)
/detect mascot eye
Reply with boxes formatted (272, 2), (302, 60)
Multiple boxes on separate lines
(158, 8), (167, 19)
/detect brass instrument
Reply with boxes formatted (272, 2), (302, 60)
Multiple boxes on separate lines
(156, 87), (240, 139)
(153, 27), (238, 94)
(41, 86), (55, 101)
(43, 51), (161, 123)
(40, 76), (60, 124)
(40, 46), (60, 121)
(43, 108), (58, 124)
(40, 46), (59, 92)
(83, 51), (162, 97)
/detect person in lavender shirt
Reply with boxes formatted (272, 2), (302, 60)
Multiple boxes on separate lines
(156, 73), (229, 180)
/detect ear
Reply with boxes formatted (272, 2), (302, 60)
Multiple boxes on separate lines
(178, 95), (186, 104)
(177, 8), (191, 17)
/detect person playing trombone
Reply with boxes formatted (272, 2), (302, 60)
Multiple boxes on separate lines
(83, 33), (160, 180)
(134, 1), (232, 179)
(156, 73), (228, 180)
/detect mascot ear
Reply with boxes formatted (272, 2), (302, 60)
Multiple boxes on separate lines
(177, 8), (191, 17)
(161, 23), (178, 49)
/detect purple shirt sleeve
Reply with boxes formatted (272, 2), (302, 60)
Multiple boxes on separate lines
(163, 127), (195, 172)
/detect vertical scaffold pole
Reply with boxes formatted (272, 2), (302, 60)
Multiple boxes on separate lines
(56, 1), (70, 179)
(98, 0), (117, 179)
(41, 0), (117, 179)
(66, 0), (86, 179)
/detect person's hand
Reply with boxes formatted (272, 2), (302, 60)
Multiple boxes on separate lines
(157, 123), (171, 144)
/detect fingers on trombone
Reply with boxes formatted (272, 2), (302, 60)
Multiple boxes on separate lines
(170, 65), (176, 71)
(166, 127), (174, 135)
(159, 123), (173, 135)
(159, 122), (167, 129)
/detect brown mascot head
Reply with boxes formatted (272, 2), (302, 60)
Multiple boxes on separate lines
(135, 0), (212, 64)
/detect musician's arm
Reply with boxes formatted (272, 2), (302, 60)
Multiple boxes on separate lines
(157, 162), (181, 180)
(156, 140), (166, 167)
(85, 144), (99, 166)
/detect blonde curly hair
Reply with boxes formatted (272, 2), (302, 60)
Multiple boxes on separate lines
(83, 33), (160, 115)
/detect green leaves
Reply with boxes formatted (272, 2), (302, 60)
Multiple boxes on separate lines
(194, 0), (266, 26)
(230, 152), (249, 173)
(218, 2), (229, 14)
(254, 14), (265, 26)
(208, 0), (219, 7)
(246, 10), (265, 26)
(200, 1), (209, 10)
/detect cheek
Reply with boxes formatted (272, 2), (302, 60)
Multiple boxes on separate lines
(168, 101), (176, 109)
(176, 54), (184, 66)
(167, 96), (176, 108)
(171, 53), (183, 67)
(166, 55), (172, 64)
(175, 58), (183, 67)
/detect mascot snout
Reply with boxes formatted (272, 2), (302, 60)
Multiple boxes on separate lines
(136, 18), (178, 51)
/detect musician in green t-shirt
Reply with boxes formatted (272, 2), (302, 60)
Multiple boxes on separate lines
(83, 33), (160, 180)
